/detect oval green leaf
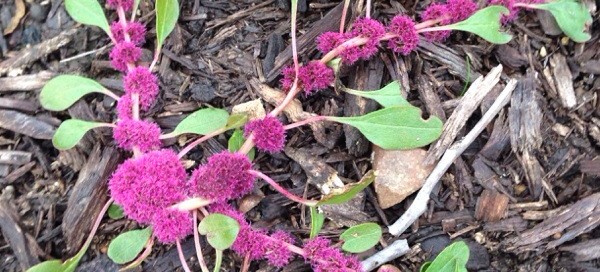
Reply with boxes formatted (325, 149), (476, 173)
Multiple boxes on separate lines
(317, 170), (375, 206)
(446, 6), (512, 44)
(156, 0), (180, 49)
(535, 0), (592, 43)
(309, 207), (325, 238)
(52, 119), (108, 150)
(198, 213), (240, 251)
(40, 75), (107, 111)
(27, 260), (65, 272)
(328, 106), (443, 150)
(107, 228), (152, 264)
(108, 203), (125, 220)
(172, 108), (229, 136)
(344, 81), (408, 108)
(228, 129), (255, 160)
(64, 0), (109, 33)
(340, 222), (382, 253)
(424, 241), (470, 272)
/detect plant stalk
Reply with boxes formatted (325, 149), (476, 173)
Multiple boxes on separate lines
(249, 170), (317, 206)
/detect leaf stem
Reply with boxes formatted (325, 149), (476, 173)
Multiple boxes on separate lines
(176, 238), (192, 272)
(193, 211), (210, 272)
(170, 197), (213, 211)
(100, 88), (121, 101)
(366, 0), (371, 18)
(340, 0), (351, 33)
(283, 115), (326, 130)
(177, 128), (227, 159)
(119, 237), (154, 271)
(83, 199), (113, 251)
(213, 249), (223, 272)
(249, 170), (317, 207)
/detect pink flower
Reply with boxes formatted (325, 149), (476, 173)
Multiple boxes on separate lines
(151, 209), (193, 244)
(316, 31), (346, 54)
(244, 116), (286, 153)
(265, 230), (295, 267)
(110, 42), (141, 72)
(124, 67), (159, 110)
(421, 4), (452, 41)
(116, 94), (133, 119)
(446, 0), (477, 23)
(108, 150), (187, 224)
(303, 237), (363, 272)
(188, 152), (255, 201)
(342, 18), (386, 63)
(107, 0), (134, 11)
(387, 16), (420, 55)
(113, 119), (162, 152)
(111, 22), (147, 45)
(280, 62), (334, 94)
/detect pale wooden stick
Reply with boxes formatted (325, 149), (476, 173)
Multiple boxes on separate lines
(361, 239), (410, 271)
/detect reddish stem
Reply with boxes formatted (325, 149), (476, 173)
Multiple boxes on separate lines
(176, 238), (192, 272)
(193, 211), (210, 272)
(283, 115), (326, 130)
(121, 237), (154, 270)
(241, 255), (251, 272)
(177, 128), (227, 159)
(366, 0), (371, 18)
(340, 0), (351, 33)
(319, 36), (370, 64)
(249, 170), (317, 206)
(82, 199), (113, 250)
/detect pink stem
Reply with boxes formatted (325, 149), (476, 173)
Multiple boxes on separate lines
(513, 2), (538, 9)
(262, 235), (305, 256)
(176, 239), (192, 272)
(415, 16), (450, 30)
(177, 128), (226, 159)
(366, 0), (371, 18)
(319, 36), (370, 64)
(268, 82), (301, 117)
(283, 115), (326, 130)
(193, 211), (210, 272)
(79, 199), (112, 253)
(121, 237), (154, 270)
(237, 134), (255, 155)
(100, 89), (121, 101)
(291, 0), (299, 76)
(417, 25), (454, 33)
(249, 170), (317, 206)
(340, 0), (351, 33)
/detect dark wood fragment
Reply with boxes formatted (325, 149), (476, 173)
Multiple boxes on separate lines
(508, 75), (542, 153)
(580, 159), (600, 176)
(560, 238), (600, 262)
(417, 40), (481, 83)
(416, 70), (446, 121)
(0, 98), (39, 112)
(0, 150), (31, 166)
(265, 3), (348, 82)
(143, 238), (199, 272)
(344, 60), (384, 156)
(535, 10), (562, 36)
(0, 110), (55, 139)
(284, 147), (339, 193)
(479, 111), (510, 161)
(0, 28), (78, 76)
(0, 71), (54, 92)
(0, 200), (42, 270)
(2, 161), (35, 185)
(475, 189), (509, 222)
(62, 145), (121, 254)
(76, 254), (119, 272)
(483, 216), (528, 232)
(0, 164), (9, 177)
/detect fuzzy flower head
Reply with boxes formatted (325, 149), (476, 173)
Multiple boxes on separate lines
(109, 150), (187, 224)
(421, 4), (452, 41)
(107, 0), (134, 11)
(342, 17), (386, 63)
(188, 152), (255, 202)
(152, 209), (193, 244)
(111, 22), (146, 45)
(280, 61), (335, 94)
(387, 16), (420, 55)
(265, 230), (295, 267)
(303, 237), (363, 272)
(446, 0), (478, 23)
(316, 31), (347, 54)
(113, 119), (161, 152)
(244, 116), (286, 153)
(124, 67), (159, 110)
(110, 41), (142, 72)
(116, 94), (133, 119)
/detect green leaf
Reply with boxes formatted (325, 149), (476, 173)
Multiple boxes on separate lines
(340, 222), (382, 253)
(317, 170), (375, 206)
(420, 262), (432, 272)
(172, 108), (229, 136)
(424, 241), (470, 272)
(40, 75), (107, 111)
(445, 6), (512, 44)
(27, 260), (67, 272)
(52, 119), (107, 150)
(328, 106), (443, 150)
(198, 213), (240, 251)
(107, 204), (124, 220)
(535, 0), (592, 43)
(107, 228), (152, 265)
(64, 0), (109, 33)
(155, 0), (179, 49)
(228, 129), (255, 160)
(344, 81), (408, 108)
(225, 113), (249, 130)
(309, 207), (325, 238)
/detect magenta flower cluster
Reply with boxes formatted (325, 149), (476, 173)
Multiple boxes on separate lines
(244, 115), (286, 153)
(281, 61), (335, 95)
(489, 0), (546, 23)
(113, 119), (161, 152)
(304, 237), (362, 272)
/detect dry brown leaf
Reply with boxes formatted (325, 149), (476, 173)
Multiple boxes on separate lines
(4, 0), (26, 35)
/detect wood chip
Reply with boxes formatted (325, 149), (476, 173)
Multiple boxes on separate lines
(0, 110), (55, 139)
(0, 150), (31, 166)
(0, 201), (42, 270)
(549, 54), (576, 109)
(475, 189), (509, 222)
(560, 239), (600, 262)
(0, 72), (55, 92)
(3, 0), (26, 35)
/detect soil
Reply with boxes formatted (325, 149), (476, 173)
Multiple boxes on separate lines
(0, 0), (599, 271)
